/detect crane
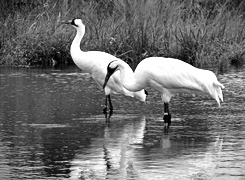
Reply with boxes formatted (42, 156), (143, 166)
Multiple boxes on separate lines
(103, 57), (224, 126)
(62, 18), (147, 114)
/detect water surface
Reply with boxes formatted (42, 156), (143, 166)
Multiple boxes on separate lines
(0, 67), (244, 180)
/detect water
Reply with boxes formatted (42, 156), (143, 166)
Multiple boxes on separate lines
(0, 67), (244, 180)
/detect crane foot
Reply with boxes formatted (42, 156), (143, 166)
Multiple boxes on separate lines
(163, 113), (171, 126)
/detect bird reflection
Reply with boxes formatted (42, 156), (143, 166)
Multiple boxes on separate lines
(103, 146), (112, 170)
(102, 115), (146, 179)
(164, 123), (170, 134)
(104, 110), (113, 125)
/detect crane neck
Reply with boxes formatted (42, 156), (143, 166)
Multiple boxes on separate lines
(118, 63), (143, 92)
(71, 28), (85, 52)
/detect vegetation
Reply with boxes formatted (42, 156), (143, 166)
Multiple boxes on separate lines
(0, 0), (245, 72)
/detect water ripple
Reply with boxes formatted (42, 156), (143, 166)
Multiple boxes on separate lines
(0, 68), (244, 179)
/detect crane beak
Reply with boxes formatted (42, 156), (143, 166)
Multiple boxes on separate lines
(60, 20), (72, 25)
(103, 71), (112, 89)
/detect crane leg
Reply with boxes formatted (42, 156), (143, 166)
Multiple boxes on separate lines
(103, 95), (113, 114)
(103, 96), (108, 114)
(163, 102), (171, 126)
(107, 95), (113, 112)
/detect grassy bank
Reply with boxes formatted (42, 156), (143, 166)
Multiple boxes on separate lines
(0, 0), (244, 72)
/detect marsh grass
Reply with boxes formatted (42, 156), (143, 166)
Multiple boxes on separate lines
(0, 0), (244, 72)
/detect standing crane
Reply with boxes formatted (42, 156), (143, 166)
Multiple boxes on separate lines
(63, 18), (147, 114)
(103, 57), (224, 126)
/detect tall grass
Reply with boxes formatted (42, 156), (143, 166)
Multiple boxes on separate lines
(0, 0), (244, 72)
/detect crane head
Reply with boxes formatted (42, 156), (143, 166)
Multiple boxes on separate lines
(103, 60), (118, 89)
(61, 18), (84, 29)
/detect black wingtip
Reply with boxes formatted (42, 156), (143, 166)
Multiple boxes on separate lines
(144, 90), (148, 96)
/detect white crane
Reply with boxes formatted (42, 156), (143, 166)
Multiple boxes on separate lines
(103, 57), (224, 126)
(62, 18), (147, 113)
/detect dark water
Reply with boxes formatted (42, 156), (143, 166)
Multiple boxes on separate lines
(0, 67), (244, 180)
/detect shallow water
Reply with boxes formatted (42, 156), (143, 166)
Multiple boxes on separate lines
(0, 67), (244, 180)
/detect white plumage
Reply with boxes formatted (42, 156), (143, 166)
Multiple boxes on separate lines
(103, 57), (224, 125)
(64, 18), (147, 113)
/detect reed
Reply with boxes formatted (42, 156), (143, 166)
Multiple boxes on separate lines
(0, 0), (244, 72)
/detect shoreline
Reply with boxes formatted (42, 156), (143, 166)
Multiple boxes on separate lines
(0, 0), (244, 72)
